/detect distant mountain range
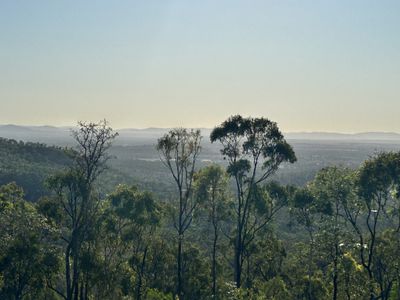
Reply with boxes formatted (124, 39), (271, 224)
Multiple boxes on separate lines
(285, 132), (400, 141)
(0, 125), (73, 145)
(1, 125), (400, 145)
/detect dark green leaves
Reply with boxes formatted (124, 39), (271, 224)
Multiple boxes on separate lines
(226, 159), (251, 178)
(107, 184), (160, 226)
(210, 115), (296, 182)
(357, 152), (400, 201)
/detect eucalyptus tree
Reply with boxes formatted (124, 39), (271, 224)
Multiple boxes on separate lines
(195, 164), (231, 298)
(105, 184), (161, 300)
(242, 181), (291, 289)
(349, 152), (400, 299)
(309, 166), (355, 300)
(210, 115), (296, 288)
(0, 183), (59, 300)
(291, 187), (320, 300)
(156, 128), (201, 299)
(46, 120), (118, 300)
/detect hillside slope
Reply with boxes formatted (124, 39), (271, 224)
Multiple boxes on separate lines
(0, 138), (72, 200)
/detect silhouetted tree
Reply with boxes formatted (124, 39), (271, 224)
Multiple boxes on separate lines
(195, 164), (231, 298)
(156, 128), (201, 299)
(211, 115), (296, 287)
(47, 120), (117, 300)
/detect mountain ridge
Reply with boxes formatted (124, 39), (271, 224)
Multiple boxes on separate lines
(1, 124), (400, 143)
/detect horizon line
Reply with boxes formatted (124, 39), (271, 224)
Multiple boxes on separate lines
(1, 124), (400, 136)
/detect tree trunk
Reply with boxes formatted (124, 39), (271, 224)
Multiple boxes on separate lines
(136, 247), (148, 300)
(177, 233), (183, 299)
(234, 232), (242, 288)
(345, 272), (351, 300)
(333, 256), (338, 300)
(79, 283), (84, 300)
(307, 228), (314, 300)
(66, 244), (72, 300)
(333, 208), (339, 300)
(235, 191), (243, 289)
(212, 226), (218, 298)
(73, 240), (80, 300)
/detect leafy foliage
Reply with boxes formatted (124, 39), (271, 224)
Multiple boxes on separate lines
(2, 117), (400, 300)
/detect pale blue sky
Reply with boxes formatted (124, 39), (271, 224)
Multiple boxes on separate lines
(1, 1), (399, 132)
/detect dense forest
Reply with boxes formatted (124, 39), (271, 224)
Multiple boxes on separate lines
(1, 116), (400, 300)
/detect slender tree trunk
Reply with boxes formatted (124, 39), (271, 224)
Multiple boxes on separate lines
(73, 240), (80, 300)
(177, 234), (183, 299)
(136, 247), (148, 300)
(84, 280), (88, 300)
(235, 225), (242, 288)
(233, 173), (243, 288)
(333, 255), (338, 300)
(397, 233), (400, 300)
(345, 272), (351, 300)
(367, 266), (374, 300)
(212, 225), (218, 298)
(246, 255), (251, 289)
(15, 287), (22, 300)
(78, 272), (88, 300)
(66, 244), (72, 300)
(73, 280), (79, 300)
(235, 187), (243, 288)
(307, 227), (314, 300)
(175, 188), (185, 300)
(333, 207), (339, 300)
(79, 283), (84, 300)
(398, 274), (400, 300)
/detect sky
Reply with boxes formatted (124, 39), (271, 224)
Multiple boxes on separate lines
(0, 1), (399, 132)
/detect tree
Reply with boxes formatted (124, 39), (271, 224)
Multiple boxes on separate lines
(156, 128), (201, 299)
(46, 120), (118, 300)
(210, 115), (296, 287)
(195, 164), (231, 298)
(309, 166), (354, 300)
(350, 152), (400, 299)
(0, 183), (59, 300)
(105, 184), (161, 300)
(247, 232), (287, 291)
(291, 180), (336, 300)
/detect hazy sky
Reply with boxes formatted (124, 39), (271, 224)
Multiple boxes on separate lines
(1, 1), (399, 132)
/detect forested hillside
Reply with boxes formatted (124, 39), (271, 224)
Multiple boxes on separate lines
(1, 118), (400, 300)
(0, 138), (144, 201)
(0, 138), (72, 200)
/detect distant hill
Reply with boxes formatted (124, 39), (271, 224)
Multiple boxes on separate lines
(0, 125), (73, 145)
(0, 137), (72, 200)
(0, 137), (136, 201)
(1, 125), (400, 145)
(286, 131), (400, 141)
(0, 125), (211, 146)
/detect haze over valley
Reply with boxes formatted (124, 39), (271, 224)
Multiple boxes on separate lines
(1, 1), (400, 299)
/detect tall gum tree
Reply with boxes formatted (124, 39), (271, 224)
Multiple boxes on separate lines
(349, 152), (400, 299)
(47, 120), (118, 300)
(195, 164), (230, 298)
(210, 115), (296, 288)
(308, 166), (354, 300)
(156, 128), (201, 300)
